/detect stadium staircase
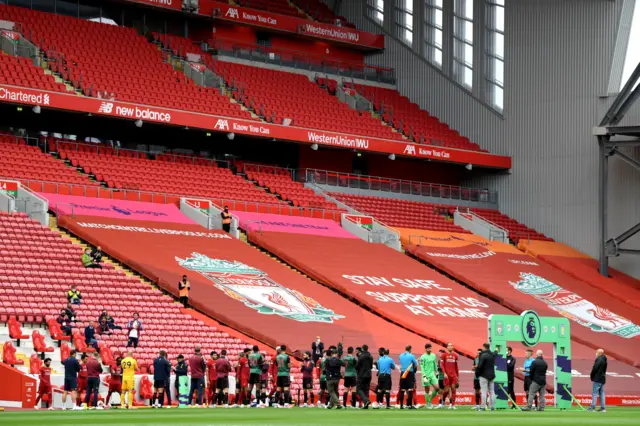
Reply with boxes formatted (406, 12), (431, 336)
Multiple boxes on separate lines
(0, 210), (270, 382)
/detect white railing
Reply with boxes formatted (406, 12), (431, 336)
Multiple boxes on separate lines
(303, 168), (498, 204)
(306, 181), (401, 251)
(453, 208), (508, 243)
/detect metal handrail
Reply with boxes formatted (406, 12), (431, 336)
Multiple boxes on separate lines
(54, 139), (230, 167)
(456, 207), (508, 233)
(244, 220), (263, 234)
(55, 202), (75, 218)
(303, 168), (498, 204)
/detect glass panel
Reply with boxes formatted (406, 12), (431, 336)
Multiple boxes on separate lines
(454, 17), (473, 43)
(454, 61), (473, 88)
(56, 0), (78, 18)
(31, 0), (54, 13)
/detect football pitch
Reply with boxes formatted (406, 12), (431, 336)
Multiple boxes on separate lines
(1, 407), (638, 426)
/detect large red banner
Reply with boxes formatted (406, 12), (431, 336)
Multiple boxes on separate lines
(200, 1), (384, 49)
(249, 232), (525, 358)
(519, 240), (640, 310)
(402, 231), (640, 367)
(58, 216), (433, 356)
(0, 84), (511, 169)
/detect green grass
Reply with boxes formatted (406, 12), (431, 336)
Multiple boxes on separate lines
(1, 407), (636, 426)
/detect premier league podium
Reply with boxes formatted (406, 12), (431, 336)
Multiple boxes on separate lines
(178, 376), (189, 408)
(488, 310), (572, 410)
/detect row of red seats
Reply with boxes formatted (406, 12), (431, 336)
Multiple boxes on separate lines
(0, 5), (253, 121)
(0, 212), (269, 373)
(214, 61), (405, 140)
(0, 54), (67, 92)
(345, 82), (485, 152)
(332, 193), (469, 233)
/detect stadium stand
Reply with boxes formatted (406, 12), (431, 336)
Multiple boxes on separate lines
(345, 82), (484, 151)
(0, 135), (100, 188)
(0, 53), (68, 92)
(0, 5), (252, 119)
(330, 192), (469, 233)
(213, 61), (405, 139)
(519, 240), (640, 310)
(0, 211), (267, 375)
(400, 228), (640, 367)
(472, 207), (553, 243)
(58, 143), (285, 204)
(244, 164), (342, 210)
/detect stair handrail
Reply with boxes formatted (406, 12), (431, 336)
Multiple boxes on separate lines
(456, 207), (508, 234)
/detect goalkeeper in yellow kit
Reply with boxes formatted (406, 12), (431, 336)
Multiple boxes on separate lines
(419, 343), (440, 409)
(121, 351), (138, 409)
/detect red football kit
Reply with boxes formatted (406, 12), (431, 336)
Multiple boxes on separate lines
(440, 351), (459, 384)
(36, 366), (52, 406)
(238, 357), (250, 387)
(440, 351), (459, 406)
(206, 359), (217, 403)
(109, 365), (122, 392)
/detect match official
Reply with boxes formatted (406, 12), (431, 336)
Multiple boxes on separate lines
(398, 345), (418, 409)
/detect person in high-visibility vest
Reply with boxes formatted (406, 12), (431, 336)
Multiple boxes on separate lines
(221, 206), (232, 233)
(178, 275), (190, 308)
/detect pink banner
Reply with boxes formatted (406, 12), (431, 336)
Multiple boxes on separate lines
(232, 211), (356, 238)
(40, 193), (194, 224)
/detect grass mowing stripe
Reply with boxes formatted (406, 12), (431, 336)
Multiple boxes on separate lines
(1, 407), (636, 426)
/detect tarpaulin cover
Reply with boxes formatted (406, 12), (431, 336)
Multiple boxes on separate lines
(248, 232), (640, 394)
(58, 215), (434, 357)
(519, 240), (640, 310)
(41, 193), (193, 224)
(249, 231), (520, 358)
(232, 211), (357, 238)
(400, 229), (640, 368)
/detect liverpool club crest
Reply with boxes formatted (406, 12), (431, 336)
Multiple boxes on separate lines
(176, 253), (344, 323)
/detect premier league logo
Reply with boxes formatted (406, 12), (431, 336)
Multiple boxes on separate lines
(496, 321), (504, 336)
(521, 310), (542, 346)
(176, 253), (344, 323)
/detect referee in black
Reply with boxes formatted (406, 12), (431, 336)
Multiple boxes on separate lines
(355, 345), (373, 409)
(506, 346), (517, 408)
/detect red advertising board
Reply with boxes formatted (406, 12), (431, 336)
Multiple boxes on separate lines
(201, 1), (384, 49)
(344, 214), (373, 229)
(0, 179), (19, 197)
(185, 198), (211, 211)
(0, 84), (511, 169)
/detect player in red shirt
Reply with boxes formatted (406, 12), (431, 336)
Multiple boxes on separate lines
(267, 347), (280, 405)
(76, 354), (89, 407)
(234, 349), (250, 406)
(206, 351), (218, 407)
(106, 357), (123, 407)
(439, 342), (459, 409)
(34, 358), (53, 410)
